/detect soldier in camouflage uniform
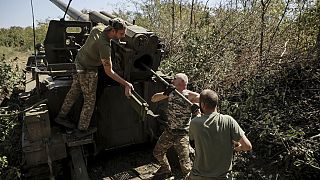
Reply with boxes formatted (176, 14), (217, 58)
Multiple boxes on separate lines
(151, 73), (200, 178)
(55, 19), (133, 137)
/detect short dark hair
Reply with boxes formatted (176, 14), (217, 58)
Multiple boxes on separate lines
(200, 89), (218, 110)
(109, 18), (126, 30)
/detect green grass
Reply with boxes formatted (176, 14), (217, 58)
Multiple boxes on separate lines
(0, 46), (30, 68)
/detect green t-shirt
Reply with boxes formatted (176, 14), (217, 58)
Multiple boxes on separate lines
(76, 24), (111, 70)
(189, 112), (245, 179)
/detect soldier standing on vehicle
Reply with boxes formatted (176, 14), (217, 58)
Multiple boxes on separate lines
(151, 73), (200, 179)
(187, 89), (252, 180)
(55, 19), (133, 137)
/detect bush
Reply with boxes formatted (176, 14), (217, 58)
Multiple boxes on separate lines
(0, 53), (23, 180)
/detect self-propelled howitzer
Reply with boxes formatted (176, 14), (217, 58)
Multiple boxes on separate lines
(21, 0), (168, 179)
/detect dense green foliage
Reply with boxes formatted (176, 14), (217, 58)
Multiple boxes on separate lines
(122, 0), (320, 179)
(0, 55), (24, 179)
(0, 22), (48, 51)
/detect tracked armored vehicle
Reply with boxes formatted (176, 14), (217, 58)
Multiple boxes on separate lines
(20, 0), (168, 179)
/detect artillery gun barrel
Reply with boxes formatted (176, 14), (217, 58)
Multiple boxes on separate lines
(100, 11), (133, 26)
(100, 11), (116, 19)
(89, 11), (112, 25)
(90, 11), (133, 26)
(140, 63), (193, 106)
(50, 0), (122, 26)
(49, 0), (89, 21)
(50, 0), (111, 25)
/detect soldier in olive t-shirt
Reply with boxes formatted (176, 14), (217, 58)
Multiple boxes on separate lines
(55, 20), (134, 137)
(188, 89), (252, 180)
(76, 24), (111, 71)
(190, 113), (244, 179)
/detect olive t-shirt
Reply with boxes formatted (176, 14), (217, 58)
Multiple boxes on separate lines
(76, 24), (111, 70)
(189, 112), (245, 179)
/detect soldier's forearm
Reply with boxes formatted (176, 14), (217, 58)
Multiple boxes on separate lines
(151, 93), (167, 102)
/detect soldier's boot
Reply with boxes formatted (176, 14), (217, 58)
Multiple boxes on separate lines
(54, 115), (76, 129)
(72, 127), (97, 139)
(153, 166), (172, 179)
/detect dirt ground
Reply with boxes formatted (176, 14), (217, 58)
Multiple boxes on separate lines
(87, 143), (185, 180)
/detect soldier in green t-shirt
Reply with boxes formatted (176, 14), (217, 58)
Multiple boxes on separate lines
(187, 89), (252, 180)
(55, 19), (134, 137)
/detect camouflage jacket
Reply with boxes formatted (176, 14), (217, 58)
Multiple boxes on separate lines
(167, 90), (192, 131)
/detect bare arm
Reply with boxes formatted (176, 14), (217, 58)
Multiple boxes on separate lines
(151, 92), (168, 102)
(102, 58), (133, 96)
(234, 134), (252, 152)
(188, 91), (200, 103)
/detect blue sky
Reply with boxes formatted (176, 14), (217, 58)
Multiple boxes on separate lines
(0, 0), (134, 28)
(0, 0), (220, 28)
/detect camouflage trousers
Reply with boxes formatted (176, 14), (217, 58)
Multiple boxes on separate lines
(153, 128), (191, 175)
(59, 70), (98, 130)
